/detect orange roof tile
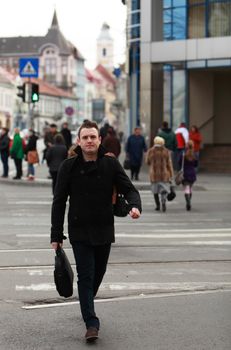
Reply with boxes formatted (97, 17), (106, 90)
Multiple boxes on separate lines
(95, 64), (116, 86)
(23, 78), (76, 99)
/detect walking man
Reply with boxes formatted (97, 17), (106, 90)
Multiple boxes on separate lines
(125, 126), (147, 180)
(50, 120), (142, 342)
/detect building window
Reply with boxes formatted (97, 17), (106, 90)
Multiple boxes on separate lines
(188, 2), (206, 38)
(209, 1), (231, 37)
(163, 66), (172, 126)
(128, 0), (140, 41)
(102, 48), (107, 56)
(92, 99), (105, 123)
(129, 43), (140, 74)
(164, 0), (231, 40)
(131, 0), (140, 11)
(163, 64), (186, 129)
(44, 58), (56, 83)
(130, 26), (140, 39)
(163, 0), (187, 40)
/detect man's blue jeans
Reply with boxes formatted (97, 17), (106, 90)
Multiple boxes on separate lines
(72, 242), (111, 330)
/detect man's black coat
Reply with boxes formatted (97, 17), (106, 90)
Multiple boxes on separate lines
(51, 145), (142, 245)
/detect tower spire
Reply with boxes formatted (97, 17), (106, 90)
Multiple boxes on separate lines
(51, 9), (59, 28)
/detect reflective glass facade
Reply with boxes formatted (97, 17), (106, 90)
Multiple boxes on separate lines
(163, 0), (231, 40)
(128, 0), (141, 129)
(163, 64), (187, 129)
(163, 0), (231, 128)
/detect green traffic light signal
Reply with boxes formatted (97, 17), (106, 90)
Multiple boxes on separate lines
(31, 83), (39, 103)
(32, 92), (39, 102)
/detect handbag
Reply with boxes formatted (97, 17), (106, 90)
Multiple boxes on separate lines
(27, 150), (39, 164)
(167, 185), (176, 201)
(175, 170), (184, 186)
(123, 157), (130, 170)
(54, 246), (74, 298)
(113, 193), (129, 217)
(112, 187), (129, 217)
(175, 153), (185, 186)
(10, 150), (17, 159)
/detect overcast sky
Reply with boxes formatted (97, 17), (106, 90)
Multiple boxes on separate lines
(0, 0), (127, 68)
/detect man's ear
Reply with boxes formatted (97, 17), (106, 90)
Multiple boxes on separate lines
(99, 136), (102, 144)
(77, 137), (80, 146)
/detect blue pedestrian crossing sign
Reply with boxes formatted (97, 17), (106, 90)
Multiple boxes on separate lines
(19, 58), (39, 78)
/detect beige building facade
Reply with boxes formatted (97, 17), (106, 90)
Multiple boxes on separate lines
(140, 0), (231, 147)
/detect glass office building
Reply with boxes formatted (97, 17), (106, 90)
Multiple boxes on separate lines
(125, 0), (141, 132)
(140, 0), (231, 146)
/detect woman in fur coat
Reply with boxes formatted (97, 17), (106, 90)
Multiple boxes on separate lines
(146, 136), (174, 212)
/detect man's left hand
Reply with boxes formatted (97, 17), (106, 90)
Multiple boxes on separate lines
(129, 208), (141, 219)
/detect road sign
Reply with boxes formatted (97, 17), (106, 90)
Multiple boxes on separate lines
(65, 106), (74, 116)
(19, 58), (39, 78)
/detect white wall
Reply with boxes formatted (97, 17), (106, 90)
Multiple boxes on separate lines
(141, 37), (231, 64)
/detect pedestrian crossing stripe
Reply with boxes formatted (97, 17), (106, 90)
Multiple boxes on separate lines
(21, 61), (36, 75)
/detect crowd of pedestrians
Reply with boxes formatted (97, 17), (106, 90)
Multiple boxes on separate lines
(0, 121), (72, 185)
(146, 121), (202, 212)
(0, 119), (202, 211)
(87, 120), (202, 213)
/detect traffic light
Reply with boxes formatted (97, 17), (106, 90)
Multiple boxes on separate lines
(31, 83), (39, 103)
(17, 84), (26, 102)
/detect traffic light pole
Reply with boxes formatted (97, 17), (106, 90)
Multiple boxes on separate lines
(17, 78), (39, 129)
(27, 78), (34, 130)
(27, 101), (34, 130)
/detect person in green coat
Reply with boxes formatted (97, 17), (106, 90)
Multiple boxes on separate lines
(158, 121), (177, 169)
(10, 128), (24, 179)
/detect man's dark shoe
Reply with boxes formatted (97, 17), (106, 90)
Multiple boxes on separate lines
(85, 327), (99, 343)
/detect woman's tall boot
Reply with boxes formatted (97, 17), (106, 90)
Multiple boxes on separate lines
(154, 194), (160, 211)
(185, 194), (191, 211)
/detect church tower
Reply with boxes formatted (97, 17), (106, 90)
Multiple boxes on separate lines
(96, 23), (114, 71)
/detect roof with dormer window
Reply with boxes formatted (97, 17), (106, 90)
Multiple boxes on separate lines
(0, 10), (84, 60)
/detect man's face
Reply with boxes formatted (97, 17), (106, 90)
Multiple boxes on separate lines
(77, 127), (101, 155)
(134, 128), (141, 136)
(50, 127), (57, 134)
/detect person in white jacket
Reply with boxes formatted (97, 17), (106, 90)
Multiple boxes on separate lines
(175, 122), (189, 170)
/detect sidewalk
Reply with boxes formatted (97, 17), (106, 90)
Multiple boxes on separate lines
(0, 160), (230, 191)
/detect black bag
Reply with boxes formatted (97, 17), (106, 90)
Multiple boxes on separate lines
(113, 193), (129, 217)
(123, 158), (130, 170)
(54, 247), (74, 298)
(10, 151), (17, 159)
(167, 185), (176, 201)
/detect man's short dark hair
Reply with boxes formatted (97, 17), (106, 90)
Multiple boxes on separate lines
(54, 133), (65, 144)
(2, 127), (9, 133)
(162, 121), (169, 128)
(78, 120), (99, 138)
(50, 123), (57, 128)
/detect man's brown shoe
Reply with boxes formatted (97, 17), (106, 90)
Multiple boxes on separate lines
(85, 327), (99, 343)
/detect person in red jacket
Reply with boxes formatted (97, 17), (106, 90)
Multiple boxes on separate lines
(189, 125), (202, 170)
(102, 127), (121, 158)
(175, 122), (189, 170)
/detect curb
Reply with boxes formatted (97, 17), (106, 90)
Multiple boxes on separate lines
(0, 178), (206, 191)
(0, 177), (51, 187)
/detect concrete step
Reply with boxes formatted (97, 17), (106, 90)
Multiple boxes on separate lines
(200, 145), (231, 173)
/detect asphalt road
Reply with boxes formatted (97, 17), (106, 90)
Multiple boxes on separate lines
(0, 178), (231, 350)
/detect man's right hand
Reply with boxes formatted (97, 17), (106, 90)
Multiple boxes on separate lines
(51, 242), (63, 250)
